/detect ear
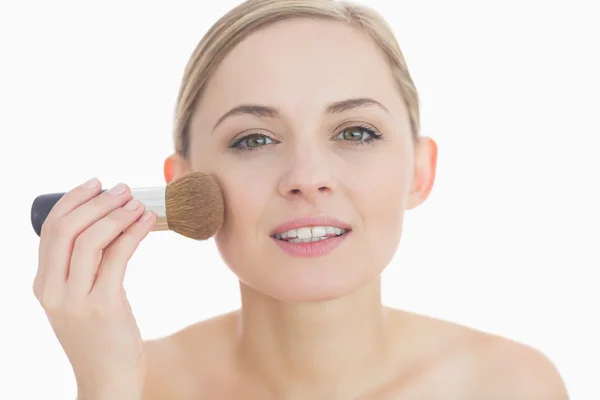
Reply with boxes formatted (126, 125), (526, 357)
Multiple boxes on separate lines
(406, 136), (438, 210)
(163, 153), (192, 184)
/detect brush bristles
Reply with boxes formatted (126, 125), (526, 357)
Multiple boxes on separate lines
(165, 172), (225, 240)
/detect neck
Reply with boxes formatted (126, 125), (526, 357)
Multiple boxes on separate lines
(235, 278), (393, 395)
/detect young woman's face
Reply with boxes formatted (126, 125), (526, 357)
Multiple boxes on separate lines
(180, 19), (436, 302)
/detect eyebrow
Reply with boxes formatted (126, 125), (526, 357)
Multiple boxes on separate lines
(212, 97), (388, 132)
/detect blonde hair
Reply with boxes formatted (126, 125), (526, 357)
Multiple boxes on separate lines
(173, 0), (420, 158)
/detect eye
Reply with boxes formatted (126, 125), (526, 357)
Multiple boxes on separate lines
(230, 133), (275, 151)
(334, 125), (382, 144)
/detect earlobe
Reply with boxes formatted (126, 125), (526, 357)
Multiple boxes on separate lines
(163, 156), (175, 184)
(407, 137), (438, 209)
(163, 153), (191, 184)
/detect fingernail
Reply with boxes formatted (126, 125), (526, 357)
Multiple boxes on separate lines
(124, 199), (141, 211)
(108, 183), (127, 196)
(140, 210), (153, 221)
(81, 177), (100, 188)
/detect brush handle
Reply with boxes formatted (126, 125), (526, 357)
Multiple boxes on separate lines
(30, 191), (105, 236)
(31, 186), (168, 237)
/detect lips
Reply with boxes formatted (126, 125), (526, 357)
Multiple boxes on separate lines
(273, 225), (349, 242)
(269, 216), (352, 256)
(270, 222), (352, 258)
(270, 215), (352, 237)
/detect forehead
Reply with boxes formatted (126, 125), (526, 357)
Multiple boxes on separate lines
(200, 18), (405, 115)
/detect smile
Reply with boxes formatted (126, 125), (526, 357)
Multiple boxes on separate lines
(269, 216), (352, 257)
(272, 226), (349, 243)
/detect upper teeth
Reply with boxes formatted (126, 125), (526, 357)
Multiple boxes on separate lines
(274, 226), (347, 241)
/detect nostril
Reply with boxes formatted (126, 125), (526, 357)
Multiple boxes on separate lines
(286, 186), (331, 196)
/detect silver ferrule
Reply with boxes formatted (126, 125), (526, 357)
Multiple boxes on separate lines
(130, 186), (169, 231)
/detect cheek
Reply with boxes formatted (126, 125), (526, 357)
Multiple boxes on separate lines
(347, 156), (411, 254)
(193, 149), (270, 231)
(347, 149), (410, 217)
(213, 163), (274, 242)
(212, 162), (279, 282)
(369, 168), (408, 216)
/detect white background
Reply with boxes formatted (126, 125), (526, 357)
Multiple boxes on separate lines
(1, 0), (598, 398)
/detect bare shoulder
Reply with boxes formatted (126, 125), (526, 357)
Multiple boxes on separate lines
(384, 309), (569, 399)
(466, 334), (569, 399)
(140, 311), (240, 400)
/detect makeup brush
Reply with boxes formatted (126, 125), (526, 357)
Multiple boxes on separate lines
(30, 172), (225, 240)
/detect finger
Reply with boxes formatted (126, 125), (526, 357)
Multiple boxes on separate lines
(67, 197), (146, 296)
(43, 183), (133, 291)
(94, 210), (156, 293)
(43, 178), (103, 226)
(35, 177), (103, 298)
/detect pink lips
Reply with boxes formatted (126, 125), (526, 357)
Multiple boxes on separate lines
(271, 215), (351, 236)
(270, 215), (352, 258)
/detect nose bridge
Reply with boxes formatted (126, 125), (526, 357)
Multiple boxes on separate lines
(278, 138), (335, 200)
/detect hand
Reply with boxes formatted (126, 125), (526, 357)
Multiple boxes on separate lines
(33, 178), (156, 399)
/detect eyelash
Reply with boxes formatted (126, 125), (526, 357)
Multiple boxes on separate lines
(229, 124), (383, 153)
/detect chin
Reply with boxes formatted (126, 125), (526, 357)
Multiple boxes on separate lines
(290, 269), (378, 303)
(215, 226), (401, 303)
(242, 269), (378, 303)
(221, 250), (387, 303)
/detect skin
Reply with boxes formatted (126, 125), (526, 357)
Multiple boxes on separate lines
(155, 19), (569, 399)
(33, 18), (568, 400)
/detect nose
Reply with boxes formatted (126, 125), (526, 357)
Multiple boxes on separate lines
(277, 149), (335, 204)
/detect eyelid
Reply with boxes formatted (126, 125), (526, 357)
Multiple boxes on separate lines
(229, 120), (382, 147)
(334, 120), (382, 134)
(228, 131), (280, 152)
(232, 128), (279, 141)
(334, 122), (383, 139)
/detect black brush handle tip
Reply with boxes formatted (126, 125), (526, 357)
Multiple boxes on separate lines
(31, 193), (66, 236)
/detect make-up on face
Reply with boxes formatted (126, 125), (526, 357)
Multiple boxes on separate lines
(178, 19), (436, 302)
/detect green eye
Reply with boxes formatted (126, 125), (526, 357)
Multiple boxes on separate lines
(245, 135), (271, 147)
(232, 134), (274, 150)
(340, 128), (366, 141)
(335, 125), (381, 143)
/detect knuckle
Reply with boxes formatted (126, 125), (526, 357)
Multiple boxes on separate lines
(103, 213), (133, 241)
(104, 214), (123, 233)
(73, 214), (127, 253)
(32, 277), (42, 299)
(40, 215), (65, 239)
(32, 287), (40, 302)
(73, 230), (100, 253)
(70, 184), (98, 200)
(39, 218), (54, 237)
(39, 291), (62, 312)
(117, 232), (139, 248)
(53, 218), (75, 239)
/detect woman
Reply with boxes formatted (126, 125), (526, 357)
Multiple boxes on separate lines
(33, 0), (568, 398)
